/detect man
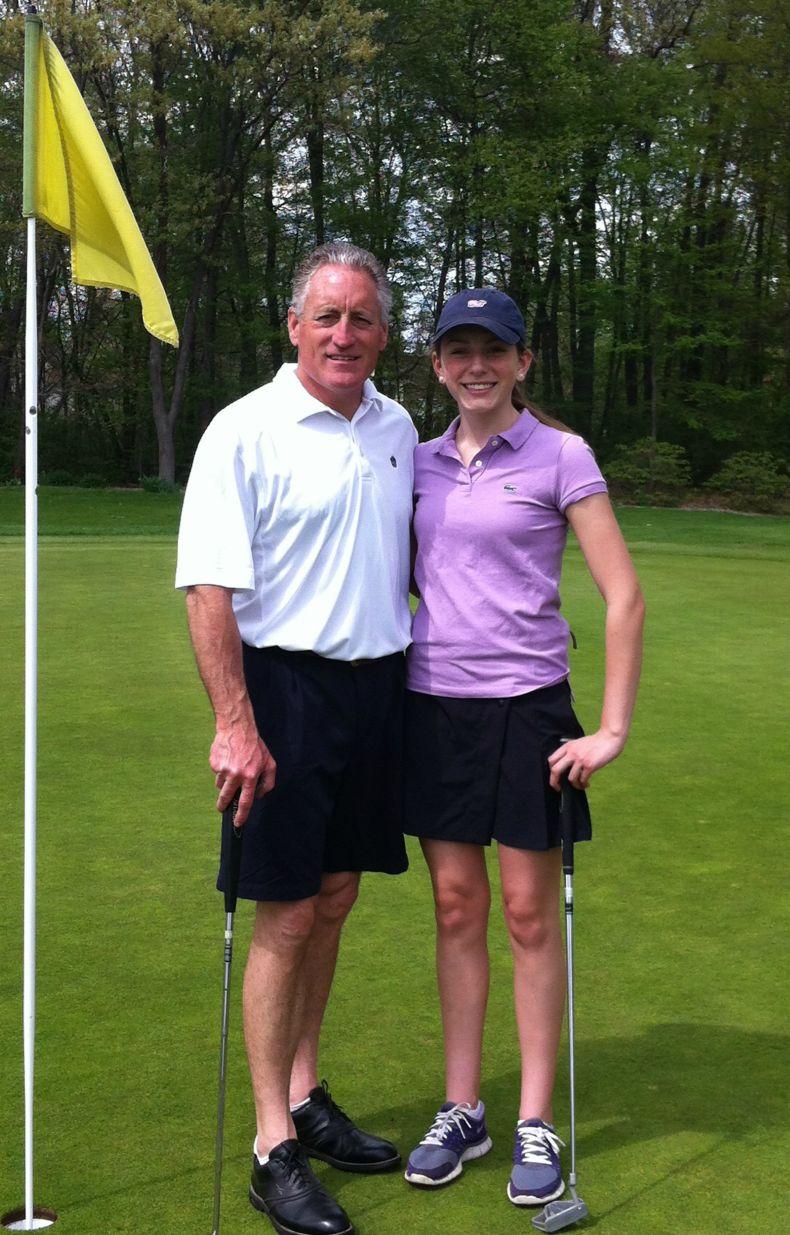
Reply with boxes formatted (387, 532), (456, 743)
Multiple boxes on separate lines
(176, 243), (416, 1235)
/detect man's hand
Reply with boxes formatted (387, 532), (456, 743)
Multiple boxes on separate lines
(184, 585), (278, 825)
(547, 729), (625, 792)
(210, 721), (276, 824)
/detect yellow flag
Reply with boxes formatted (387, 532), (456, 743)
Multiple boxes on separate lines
(29, 31), (178, 347)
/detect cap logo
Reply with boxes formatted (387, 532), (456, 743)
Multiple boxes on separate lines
(467, 298), (487, 308)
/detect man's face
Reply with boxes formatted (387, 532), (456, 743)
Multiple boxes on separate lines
(288, 265), (388, 416)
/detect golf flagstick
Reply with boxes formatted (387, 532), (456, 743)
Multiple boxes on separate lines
(1, 13), (56, 1232)
(533, 774), (589, 1233)
(211, 800), (243, 1235)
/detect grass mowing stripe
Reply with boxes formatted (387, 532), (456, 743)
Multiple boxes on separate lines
(1, 507), (788, 1233)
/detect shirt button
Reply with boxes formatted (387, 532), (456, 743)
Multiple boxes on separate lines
(474, 459), (483, 468)
(491, 437), (499, 446)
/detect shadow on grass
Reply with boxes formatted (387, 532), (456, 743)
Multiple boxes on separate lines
(353, 1022), (786, 1153)
(55, 1022), (786, 1223)
(331, 1021), (787, 1218)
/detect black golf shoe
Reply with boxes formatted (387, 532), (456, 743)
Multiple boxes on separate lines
(292, 1080), (401, 1173)
(249, 1139), (353, 1235)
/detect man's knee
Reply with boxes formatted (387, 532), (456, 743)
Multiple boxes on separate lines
(252, 897), (318, 954)
(315, 872), (360, 927)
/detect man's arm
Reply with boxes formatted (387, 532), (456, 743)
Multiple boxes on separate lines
(185, 584), (276, 824)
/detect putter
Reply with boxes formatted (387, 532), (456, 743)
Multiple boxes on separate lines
(210, 799), (243, 1235)
(532, 774), (589, 1233)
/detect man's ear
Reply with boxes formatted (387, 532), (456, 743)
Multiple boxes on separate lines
(378, 320), (389, 352)
(287, 306), (300, 349)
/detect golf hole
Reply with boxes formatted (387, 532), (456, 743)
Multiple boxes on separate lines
(1, 1209), (58, 1231)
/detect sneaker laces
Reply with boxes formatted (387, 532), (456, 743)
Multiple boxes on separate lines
(515, 1122), (565, 1165)
(422, 1105), (474, 1147)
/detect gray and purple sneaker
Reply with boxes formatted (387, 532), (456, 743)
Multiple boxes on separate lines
(507, 1119), (565, 1206)
(405, 1101), (492, 1187)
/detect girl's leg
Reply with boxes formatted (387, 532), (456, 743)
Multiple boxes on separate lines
(498, 843), (565, 1122)
(421, 839), (491, 1106)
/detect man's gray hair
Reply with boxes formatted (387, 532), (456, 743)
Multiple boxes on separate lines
(290, 242), (392, 322)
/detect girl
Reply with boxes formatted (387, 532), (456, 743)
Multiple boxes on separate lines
(404, 288), (644, 1207)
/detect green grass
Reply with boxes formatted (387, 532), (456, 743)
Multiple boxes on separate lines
(1, 496), (788, 1234)
(0, 485), (183, 537)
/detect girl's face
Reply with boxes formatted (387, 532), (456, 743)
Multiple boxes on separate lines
(433, 327), (529, 419)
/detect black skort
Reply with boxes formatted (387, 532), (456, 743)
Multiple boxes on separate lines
(404, 679), (592, 850)
(218, 646), (409, 903)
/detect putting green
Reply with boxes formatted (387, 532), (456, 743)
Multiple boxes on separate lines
(1, 495), (787, 1233)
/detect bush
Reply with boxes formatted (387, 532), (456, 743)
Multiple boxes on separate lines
(78, 473), (107, 488)
(140, 475), (180, 494)
(39, 468), (78, 486)
(604, 439), (692, 505)
(705, 452), (789, 512)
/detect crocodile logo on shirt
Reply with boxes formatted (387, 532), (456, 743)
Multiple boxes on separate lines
(503, 483), (518, 493)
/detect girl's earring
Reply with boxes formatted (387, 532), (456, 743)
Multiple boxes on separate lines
(438, 375), (445, 383)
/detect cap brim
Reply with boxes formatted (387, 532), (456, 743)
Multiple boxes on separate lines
(433, 315), (523, 347)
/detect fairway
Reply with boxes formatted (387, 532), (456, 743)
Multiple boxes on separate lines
(1, 493), (788, 1234)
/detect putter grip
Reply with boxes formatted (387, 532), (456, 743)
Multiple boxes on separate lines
(560, 780), (575, 874)
(221, 799), (243, 914)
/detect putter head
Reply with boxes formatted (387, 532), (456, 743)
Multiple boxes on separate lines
(532, 1196), (590, 1232)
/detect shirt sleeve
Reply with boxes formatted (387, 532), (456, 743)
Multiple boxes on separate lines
(555, 433), (608, 514)
(175, 413), (258, 591)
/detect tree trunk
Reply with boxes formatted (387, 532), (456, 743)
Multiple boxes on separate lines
(150, 335), (175, 483)
(198, 260), (218, 433)
(234, 191), (259, 392)
(422, 226), (455, 439)
(574, 152), (598, 438)
(306, 68), (325, 246)
(264, 128), (283, 373)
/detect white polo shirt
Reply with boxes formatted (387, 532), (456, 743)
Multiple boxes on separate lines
(175, 364), (417, 660)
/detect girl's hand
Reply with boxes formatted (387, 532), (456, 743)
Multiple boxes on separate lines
(548, 730), (626, 791)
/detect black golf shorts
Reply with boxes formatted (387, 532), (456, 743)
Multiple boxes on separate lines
(403, 678), (592, 850)
(217, 645), (408, 903)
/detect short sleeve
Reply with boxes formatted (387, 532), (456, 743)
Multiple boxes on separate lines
(175, 415), (258, 591)
(555, 434), (608, 514)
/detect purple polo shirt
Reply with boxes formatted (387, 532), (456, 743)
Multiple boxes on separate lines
(406, 411), (608, 698)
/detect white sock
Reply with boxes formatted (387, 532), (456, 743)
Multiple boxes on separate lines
(253, 1137), (269, 1167)
(290, 1096), (310, 1113)
(448, 1099), (484, 1118)
(460, 1100), (484, 1119)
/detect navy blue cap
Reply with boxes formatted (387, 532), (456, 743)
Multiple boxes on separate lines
(433, 288), (525, 347)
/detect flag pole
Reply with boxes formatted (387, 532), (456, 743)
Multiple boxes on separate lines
(2, 6), (56, 1231)
(22, 3), (41, 1224)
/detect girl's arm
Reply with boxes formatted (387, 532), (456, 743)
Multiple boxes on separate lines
(547, 492), (645, 790)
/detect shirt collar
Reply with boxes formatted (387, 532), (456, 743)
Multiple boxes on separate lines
(430, 409), (540, 458)
(272, 363), (382, 423)
(498, 409), (540, 449)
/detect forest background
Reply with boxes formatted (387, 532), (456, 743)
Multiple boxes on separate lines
(0, 0), (788, 510)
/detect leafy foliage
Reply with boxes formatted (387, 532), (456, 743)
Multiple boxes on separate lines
(605, 438), (692, 504)
(0, 0), (787, 499)
(705, 451), (789, 511)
